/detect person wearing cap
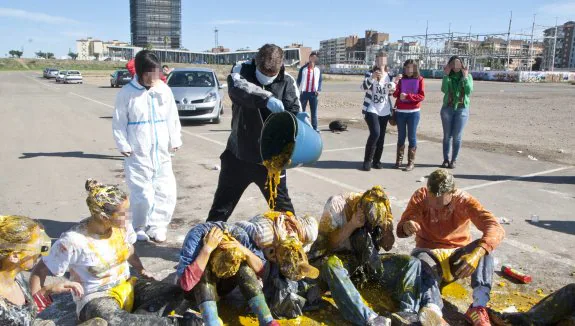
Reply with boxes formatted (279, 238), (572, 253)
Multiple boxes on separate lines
(311, 186), (423, 326)
(397, 169), (505, 326)
(30, 179), (198, 326)
(0, 215), (93, 326)
(176, 221), (279, 326)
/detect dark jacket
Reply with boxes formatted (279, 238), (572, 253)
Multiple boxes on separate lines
(226, 59), (301, 163)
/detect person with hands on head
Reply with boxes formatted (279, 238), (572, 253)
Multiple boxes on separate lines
(440, 55), (474, 169)
(397, 169), (505, 326)
(392, 59), (425, 171)
(30, 179), (196, 326)
(207, 44), (301, 222)
(312, 186), (423, 326)
(176, 222), (278, 326)
(113, 50), (182, 243)
(0, 215), (96, 326)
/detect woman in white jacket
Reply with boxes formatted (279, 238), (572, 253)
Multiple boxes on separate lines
(360, 66), (395, 171)
(112, 50), (182, 243)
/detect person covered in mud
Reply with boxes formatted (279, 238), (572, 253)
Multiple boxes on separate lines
(311, 186), (427, 326)
(488, 283), (575, 325)
(176, 222), (280, 326)
(206, 44), (300, 222)
(234, 212), (324, 318)
(30, 179), (198, 326)
(0, 215), (104, 326)
(397, 169), (505, 326)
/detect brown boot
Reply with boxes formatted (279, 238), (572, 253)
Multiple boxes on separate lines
(404, 147), (416, 171)
(394, 145), (405, 169)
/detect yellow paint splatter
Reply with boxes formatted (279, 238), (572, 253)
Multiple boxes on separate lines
(263, 143), (294, 210)
(498, 281), (507, 287)
(441, 282), (469, 301)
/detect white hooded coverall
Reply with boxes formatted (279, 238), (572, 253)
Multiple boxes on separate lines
(112, 78), (182, 232)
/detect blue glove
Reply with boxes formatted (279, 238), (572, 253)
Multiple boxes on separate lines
(266, 97), (285, 113)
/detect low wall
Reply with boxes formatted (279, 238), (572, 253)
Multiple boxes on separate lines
(420, 69), (575, 83)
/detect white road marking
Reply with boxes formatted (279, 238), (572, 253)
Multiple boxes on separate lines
(461, 166), (573, 191)
(323, 140), (429, 153)
(23, 74), (61, 91)
(69, 92), (114, 108)
(69, 89), (575, 268)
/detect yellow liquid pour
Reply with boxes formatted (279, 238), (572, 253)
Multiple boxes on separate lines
(263, 143), (294, 210)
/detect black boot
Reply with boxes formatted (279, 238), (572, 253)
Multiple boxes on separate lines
(372, 144), (384, 169)
(363, 145), (375, 171)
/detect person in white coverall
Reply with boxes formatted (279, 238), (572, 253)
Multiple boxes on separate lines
(112, 50), (182, 243)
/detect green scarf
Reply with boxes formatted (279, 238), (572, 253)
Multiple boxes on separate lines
(447, 71), (465, 109)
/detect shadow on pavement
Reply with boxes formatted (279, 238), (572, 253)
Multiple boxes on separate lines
(20, 151), (124, 160)
(99, 116), (112, 119)
(526, 220), (575, 236)
(38, 219), (78, 239)
(455, 174), (575, 185)
(134, 241), (180, 263)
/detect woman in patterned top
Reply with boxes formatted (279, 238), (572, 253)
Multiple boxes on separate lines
(30, 179), (199, 326)
(0, 215), (85, 326)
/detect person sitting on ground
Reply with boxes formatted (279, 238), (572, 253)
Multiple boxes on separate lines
(0, 215), (104, 326)
(30, 179), (197, 326)
(488, 283), (575, 325)
(176, 222), (279, 326)
(311, 186), (426, 326)
(397, 169), (505, 326)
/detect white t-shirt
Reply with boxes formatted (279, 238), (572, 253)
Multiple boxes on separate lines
(366, 75), (392, 116)
(317, 192), (363, 253)
(42, 221), (137, 315)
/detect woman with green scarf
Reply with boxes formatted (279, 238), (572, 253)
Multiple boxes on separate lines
(440, 56), (473, 169)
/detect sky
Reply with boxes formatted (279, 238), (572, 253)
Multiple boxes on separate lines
(0, 0), (574, 58)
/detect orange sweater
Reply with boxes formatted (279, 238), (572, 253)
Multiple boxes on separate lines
(397, 188), (505, 253)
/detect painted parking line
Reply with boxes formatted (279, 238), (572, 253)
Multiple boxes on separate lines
(323, 141), (429, 153)
(70, 90), (575, 268)
(461, 166), (573, 192)
(23, 74), (61, 91)
(70, 92), (114, 108)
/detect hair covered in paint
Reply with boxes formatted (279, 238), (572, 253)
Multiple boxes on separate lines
(255, 44), (284, 75)
(427, 169), (456, 196)
(134, 50), (161, 77)
(209, 231), (246, 279)
(85, 178), (128, 219)
(0, 215), (42, 262)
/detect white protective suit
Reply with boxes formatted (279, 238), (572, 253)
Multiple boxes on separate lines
(112, 78), (182, 232)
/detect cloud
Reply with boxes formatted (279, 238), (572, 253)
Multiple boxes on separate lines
(0, 7), (79, 24)
(210, 20), (299, 27)
(539, 1), (575, 16)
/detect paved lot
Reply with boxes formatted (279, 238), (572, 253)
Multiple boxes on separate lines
(1, 72), (574, 325)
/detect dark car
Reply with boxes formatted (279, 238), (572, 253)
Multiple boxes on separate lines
(110, 69), (132, 88)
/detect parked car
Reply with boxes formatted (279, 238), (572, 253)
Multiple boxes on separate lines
(63, 70), (83, 84)
(110, 69), (132, 87)
(44, 68), (59, 79)
(167, 68), (226, 124)
(55, 70), (68, 83)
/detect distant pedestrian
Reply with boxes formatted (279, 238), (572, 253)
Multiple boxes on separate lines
(297, 52), (322, 131)
(393, 59), (425, 171)
(360, 66), (395, 171)
(440, 55), (473, 169)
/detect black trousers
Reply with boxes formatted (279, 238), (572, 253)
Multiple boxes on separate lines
(364, 112), (390, 163)
(207, 150), (295, 222)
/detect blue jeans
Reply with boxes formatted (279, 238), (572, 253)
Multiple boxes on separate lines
(441, 107), (469, 161)
(300, 92), (318, 130)
(414, 240), (494, 309)
(395, 111), (420, 148)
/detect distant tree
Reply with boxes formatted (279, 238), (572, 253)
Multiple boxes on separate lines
(94, 53), (100, 61)
(46, 52), (55, 59)
(9, 50), (23, 58)
(144, 43), (153, 51)
(163, 36), (171, 49)
(532, 57), (542, 71)
(68, 51), (78, 60)
(35, 51), (46, 59)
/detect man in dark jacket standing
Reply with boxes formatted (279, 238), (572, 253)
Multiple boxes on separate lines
(207, 44), (300, 222)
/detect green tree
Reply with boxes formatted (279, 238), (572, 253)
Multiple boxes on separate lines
(9, 50), (23, 58)
(144, 43), (153, 51)
(94, 53), (100, 61)
(35, 51), (46, 59)
(68, 51), (78, 60)
(46, 52), (55, 59)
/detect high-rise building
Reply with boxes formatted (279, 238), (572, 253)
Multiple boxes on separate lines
(130, 0), (182, 49)
(543, 21), (575, 70)
(319, 30), (389, 65)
